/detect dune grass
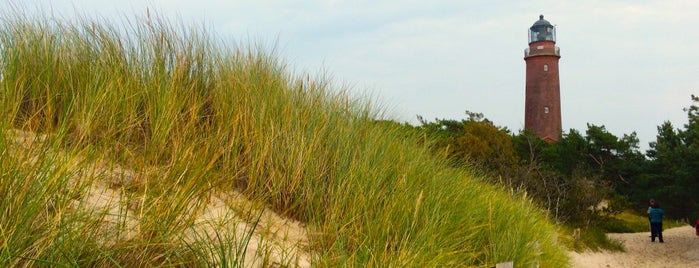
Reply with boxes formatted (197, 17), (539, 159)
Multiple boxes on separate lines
(0, 8), (569, 267)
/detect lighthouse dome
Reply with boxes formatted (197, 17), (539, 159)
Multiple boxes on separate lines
(529, 15), (556, 44)
(531, 15), (552, 27)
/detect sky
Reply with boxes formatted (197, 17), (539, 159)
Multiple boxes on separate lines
(6, 0), (699, 151)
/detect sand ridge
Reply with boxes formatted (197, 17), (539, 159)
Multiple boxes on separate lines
(5, 129), (311, 267)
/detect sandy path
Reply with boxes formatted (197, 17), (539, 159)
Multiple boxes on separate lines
(570, 225), (699, 268)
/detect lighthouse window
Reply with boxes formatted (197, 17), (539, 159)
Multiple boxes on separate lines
(543, 65), (548, 71)
(544, 106), (550, 113)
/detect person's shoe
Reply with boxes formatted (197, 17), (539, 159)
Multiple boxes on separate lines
(660, 240), (664, 243)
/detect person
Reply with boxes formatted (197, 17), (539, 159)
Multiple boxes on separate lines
(647, 199), (655, 237)
(648, 200), (664, 243)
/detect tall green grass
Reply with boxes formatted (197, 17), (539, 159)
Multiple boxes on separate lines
(0, 7), (570, 267)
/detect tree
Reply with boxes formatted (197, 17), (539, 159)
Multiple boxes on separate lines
(645, 95), (699, 221)
(418, 111), (517, 172)
(583, 124), (645, 196)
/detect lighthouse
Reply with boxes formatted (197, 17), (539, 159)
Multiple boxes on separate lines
(524, 15), (561, 143)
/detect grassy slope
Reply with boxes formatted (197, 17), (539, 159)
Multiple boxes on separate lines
(0, 9), (569, 267)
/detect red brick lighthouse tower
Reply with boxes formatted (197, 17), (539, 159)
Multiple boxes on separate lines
(524, 15), (561, 142)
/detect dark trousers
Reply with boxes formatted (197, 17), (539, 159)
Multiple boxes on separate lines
(650, 222), (663, 242)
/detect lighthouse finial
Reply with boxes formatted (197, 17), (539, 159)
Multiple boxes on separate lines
(539, 14), (544, 20)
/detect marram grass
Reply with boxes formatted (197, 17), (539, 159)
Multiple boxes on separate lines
(0, 8), (570, 267)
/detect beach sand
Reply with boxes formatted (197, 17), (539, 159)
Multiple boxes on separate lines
(570, 225), (699, 268)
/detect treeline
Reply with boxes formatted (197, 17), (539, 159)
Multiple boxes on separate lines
(410, 95), (699, 225)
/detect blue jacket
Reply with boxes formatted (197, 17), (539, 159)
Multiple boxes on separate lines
(649, 207), (664, 223)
